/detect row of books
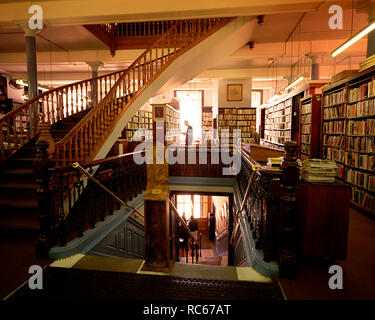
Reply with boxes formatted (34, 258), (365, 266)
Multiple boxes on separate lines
(127, 122), (152, 130)
(264, 135), (290, 145)
(351, 188), (375, 212)
(301, 124), (311, 134)
(323, 104), (346, 120)
(301, 102), (312, 115)
(348, 79), (375, 102)
(166, 108), (179, 119)
(266, 109), (292, 119)
(347, 119), (375, 136)
(301, 143), (310, 154)
(326, 147), (345, 163)
(346, 168), (375, 192)
(265, 114), (291, 123)
(323, 120), (346, 134)
(301, 114), (311, 123)
(323, 89), (346, 107)
(344, 152), (375, 171)
(264, 130), (291, 138)
(266, 99), (292, 114)
(218, 115), (256, 121)
(219, 108), (256, 115)
(346, 136), (375, 153)
(265, 122), (292, 130)
(218, 120), (256, 127)
(346, 98), (375, 118)
(301, 134), (311, 144)
(323, 135), (345, 149)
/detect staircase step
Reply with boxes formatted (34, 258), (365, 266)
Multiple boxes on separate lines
(4, 157), (35, 169)
(0, 198), (38, 208)
(0, 211), (39, 230)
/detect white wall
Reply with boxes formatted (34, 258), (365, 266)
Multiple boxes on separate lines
(217, 78), (252, 107)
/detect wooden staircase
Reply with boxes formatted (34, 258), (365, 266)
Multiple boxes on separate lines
(0, 110), (91, 232)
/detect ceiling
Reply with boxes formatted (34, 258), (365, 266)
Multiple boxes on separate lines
(0, 6), (371, 92)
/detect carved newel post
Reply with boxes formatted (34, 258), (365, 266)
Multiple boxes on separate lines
(33, 140), (53, 258)
(33, 120), (54, 258)
(279, 141), (299, 278)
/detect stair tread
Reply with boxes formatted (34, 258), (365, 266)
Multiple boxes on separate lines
(3, 169), (33, 174)
(0, 198), (37, 207)
(0, 182), (37, 189)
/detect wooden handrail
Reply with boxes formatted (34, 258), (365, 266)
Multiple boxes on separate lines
(72, 161), (144, 217)
(53, 17), (234, 167)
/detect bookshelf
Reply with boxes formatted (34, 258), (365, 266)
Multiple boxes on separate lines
(299, 94), (322, 159)
(202, 106), (213, 140)
(322, 69), (375, 216)
(262, 81), (328, 151)
(124, 109), (153, 142)
(152, 103), (180, 144)
(264, 97), (292, 149)
(218, 107), (256, 146)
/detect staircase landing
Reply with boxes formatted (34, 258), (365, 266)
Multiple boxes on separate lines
(6, 254), (284, 300)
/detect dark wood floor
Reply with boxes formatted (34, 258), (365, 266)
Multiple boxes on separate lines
(280, 209), (375, 300)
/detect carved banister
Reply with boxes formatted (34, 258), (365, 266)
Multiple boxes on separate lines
(54, 18), (234, 167)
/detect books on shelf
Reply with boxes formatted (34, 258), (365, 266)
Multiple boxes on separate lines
(301, 159), (337, 183)
(323, 73), (375, 214)
(323, 88), (346, 107)
(218, 107), (256, 144)
(359, 55), (375, 72)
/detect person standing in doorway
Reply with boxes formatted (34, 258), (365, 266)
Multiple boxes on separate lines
(183, 120), (193, 146)
(249, 125), (260, 144)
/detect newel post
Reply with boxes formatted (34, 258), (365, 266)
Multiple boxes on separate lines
(279, 141), (299, 278)
(33, 120), (55, 258)
(33, 140), (53, 258)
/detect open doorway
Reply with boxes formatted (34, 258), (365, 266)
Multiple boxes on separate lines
(175, 90), (203, 141)
(171, 192), (232, 266)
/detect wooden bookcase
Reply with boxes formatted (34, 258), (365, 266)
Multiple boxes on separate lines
(152, 103), (180, 145)
(202, 106), (213, 140)
(262, 81), (328, 151)
(299, 94), (322, 159)
(218, 107), (256, 146)
(123, 109), (153, 142)
(322, 69), (375, 216)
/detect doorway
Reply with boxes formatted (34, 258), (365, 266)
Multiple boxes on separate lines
(175, 90), (203, 141)
(171, 192), (233, 267)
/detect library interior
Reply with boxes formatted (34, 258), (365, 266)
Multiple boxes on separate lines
(0, 0), (375, 301)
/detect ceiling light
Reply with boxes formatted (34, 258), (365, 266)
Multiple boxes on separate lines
(331, 21), (375, 57)
(285, 75), (305, 91)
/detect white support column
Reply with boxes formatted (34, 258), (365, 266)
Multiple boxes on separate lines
(86, 61), (103, 106)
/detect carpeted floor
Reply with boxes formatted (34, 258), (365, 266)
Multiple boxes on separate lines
(280, 209), (375, 300)
(0, 230), (52, 299)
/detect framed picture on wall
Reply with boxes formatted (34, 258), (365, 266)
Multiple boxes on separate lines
(227, 84), (242, 101)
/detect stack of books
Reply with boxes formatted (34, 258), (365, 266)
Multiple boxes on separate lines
(267, 157), (284, 167)
(301, 159), (337, 183)
(359, 55), (375, 72)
